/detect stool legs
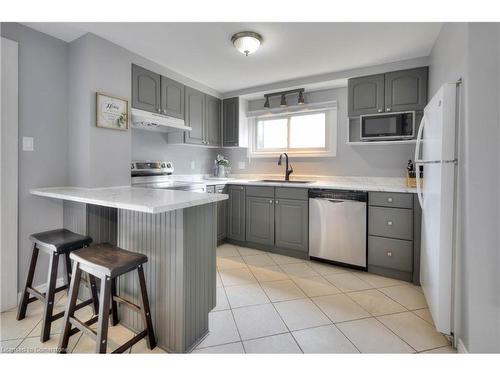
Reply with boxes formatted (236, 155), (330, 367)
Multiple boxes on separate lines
(137, 265), (156, 349)
(96, 277), (111, 353)
(41, 252), (60, 342)
(59, 261), (82, 353)
(17, 243), (39, 321)
(88, 275), (100, 315)
(110, 278), (119, 326)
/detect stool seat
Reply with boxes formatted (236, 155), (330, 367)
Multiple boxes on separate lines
(70, 244), (148, 278)
(29, 229), (92, 254)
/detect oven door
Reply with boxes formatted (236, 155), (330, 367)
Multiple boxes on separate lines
(360, 112), (414, 141)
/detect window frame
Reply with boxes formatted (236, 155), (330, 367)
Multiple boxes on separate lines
(248, 108), (337, 158)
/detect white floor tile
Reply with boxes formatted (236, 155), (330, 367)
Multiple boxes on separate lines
(268, 253), (306, 265)
(0, 309), (41, 341)
(337, 318), (415, 353)
(324, 273), (373, 293)
(219, 267), (257, 286)
(196, 310), (240, 349)
(261, 280), (306, 302)
(15, 332), (81, 354)
(237, 246), (267, 256)
(244, 333), (302, 353)
(249, 265), (290, 282)
(0, 338), (22, 353)
(213, 287), (230, 312)
(308, 261), (351, 276)
(412, 308), (434, 326)
(216, 244), (240, 257)
(379, 285), (428, 310)
(216, 255), (247, 270)
(346, 289), (407, 316)
(292, 275), (342, 297)
(292, 325), (359, 353)
(377, 312), (449, 351)
(352, 272), (405, 288)
(225, 283), (270, 308)
(242, 254), (277, 267)
(420, 345), (457, 354)
(232, 304), (288, 340)
(193, 341), (245, 353)
(280, 262), (320, 278)
(130, 340), (167, 353)
(312, 294), (371, 323)
(274, 299), (330, 331)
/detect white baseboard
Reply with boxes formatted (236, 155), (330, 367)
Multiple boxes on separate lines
(16, 277), (66, 304)
(457, 337), (469, 353)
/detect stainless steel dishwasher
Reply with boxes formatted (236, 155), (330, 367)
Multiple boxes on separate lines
(309, 189), (368, 269)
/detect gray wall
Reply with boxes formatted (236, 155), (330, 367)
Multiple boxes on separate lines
(131, 129), (218, 174)
(224, 87), (414, 177)
(429, 22), (500, 353)
(1, 23), (69, 288)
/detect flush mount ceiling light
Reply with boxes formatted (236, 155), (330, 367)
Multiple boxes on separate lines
(231, 31), (263, 56)
(262, 88), (306, 108)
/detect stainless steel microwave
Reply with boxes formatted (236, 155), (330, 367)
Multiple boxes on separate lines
(360, 111), (415, 141)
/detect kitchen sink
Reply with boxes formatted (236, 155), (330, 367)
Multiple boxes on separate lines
(258, 179), (313, 184)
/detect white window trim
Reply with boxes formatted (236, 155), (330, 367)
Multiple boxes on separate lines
(247, 107), (337, 158)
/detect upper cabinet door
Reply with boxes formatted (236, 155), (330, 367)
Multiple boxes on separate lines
(223, 97), (239, 147)
(348, 74), (385, 117)
(384, 67), (428, 112)
(205, 95), (221, 146)
(132, 64), (161, 113)
(160, 76), (185, 119)
(184, 86), (205, 145)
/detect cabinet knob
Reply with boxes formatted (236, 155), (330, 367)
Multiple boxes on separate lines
(275, 200), (279, 204)
(387, 197), (393, 203)
(162, 109), (167, 115)
(386, 251), (393, 257)
(386, 108), (391, 112)
(387, 220), (393, 226)
(269, 200), (273, 204)
(156, 108), (161, 113)
(378, 109), (383, 113)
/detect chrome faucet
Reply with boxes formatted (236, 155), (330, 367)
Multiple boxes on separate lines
(278, 153), (293, 181)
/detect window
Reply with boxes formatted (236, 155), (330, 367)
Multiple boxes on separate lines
(250, 109), (336, 157)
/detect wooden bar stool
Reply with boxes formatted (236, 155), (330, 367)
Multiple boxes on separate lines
(17, 229), (99, 342)
(59, 243), (156, 354)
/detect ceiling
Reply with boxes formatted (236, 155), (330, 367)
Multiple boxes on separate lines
(23, 22), (442, 93)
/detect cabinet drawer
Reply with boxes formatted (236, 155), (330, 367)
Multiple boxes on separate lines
(368, 207), (413, 240)
(275, 187), (308, 201)
(368, 236), (413, 272)
(246, 185), (274, 198)
(369, 192), (413, 209)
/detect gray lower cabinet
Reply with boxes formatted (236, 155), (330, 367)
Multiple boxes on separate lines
(246, 196), (275, 246)
(227, 185), (245, 241)
(132, 64), (161, 113)
(184, 86), (205, 145)
(384, 67), (428, 113)
(223, 97), (239, 147)
(348, 74), (385, 117)
(205, 95), (221, 146)
(274, 199), (308, 252)
(160, 76), (184, 119)
(216, 185), (227, 243)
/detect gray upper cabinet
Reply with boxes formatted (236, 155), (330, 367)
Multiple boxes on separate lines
(223, 97), (239, 147)
(184, 86), (205, 145)
(227, 185), (245, 242)
(384, 67), (428, 112)
(274, 199), (308, 253)
(132, 64), (161, 113)
(205, 95), (221, 146)
(160, 76), (185, 119)
(348, 74), (385, 117)
(246, 196), (275, 246)
(347, 67), (428, 117)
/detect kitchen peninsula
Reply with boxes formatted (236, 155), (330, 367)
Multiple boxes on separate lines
(30, 186), (228, 353)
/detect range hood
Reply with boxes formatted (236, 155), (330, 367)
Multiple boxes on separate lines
(131, 108), (192, 133)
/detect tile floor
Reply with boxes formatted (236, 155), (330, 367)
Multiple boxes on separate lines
(1, 243), (456, 354)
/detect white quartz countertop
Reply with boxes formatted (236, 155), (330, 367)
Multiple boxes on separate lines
(30, 186), (228, 214)
(174, 175), (417, 193)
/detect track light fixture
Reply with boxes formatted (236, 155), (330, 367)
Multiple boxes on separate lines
(262, 88), (305, 109)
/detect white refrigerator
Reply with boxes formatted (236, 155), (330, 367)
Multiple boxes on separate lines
(415, 83), (458, 335)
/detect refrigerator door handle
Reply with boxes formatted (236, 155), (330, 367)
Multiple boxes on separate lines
(415, 114), (426, 208)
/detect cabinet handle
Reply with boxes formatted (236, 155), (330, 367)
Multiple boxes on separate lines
(386, 251), (393, 257)
(387, 220), (393, 226)
(386, 108), (391, 112)
(269, 200), (273, 204)
(387, 197), (393, 203)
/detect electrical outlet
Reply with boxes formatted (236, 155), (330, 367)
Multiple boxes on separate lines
(190, 161), (196, 170)
(23, 137), (34, 151)
(238, 161), (246, 170)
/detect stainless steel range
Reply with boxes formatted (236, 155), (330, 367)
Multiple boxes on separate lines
(131, 161), (208, 192)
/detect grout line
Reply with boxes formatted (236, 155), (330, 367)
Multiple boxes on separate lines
(220, 281), (245, 353)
